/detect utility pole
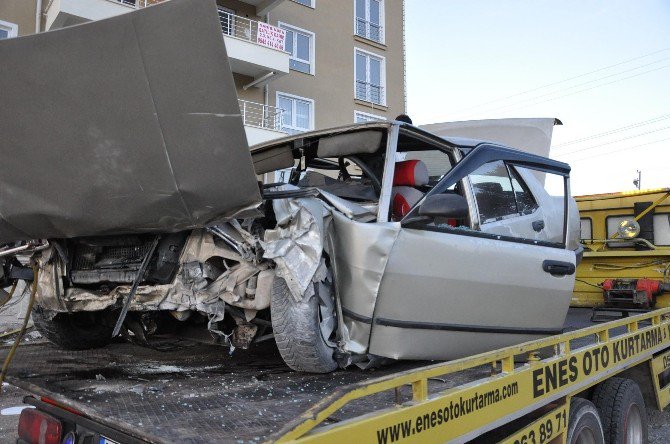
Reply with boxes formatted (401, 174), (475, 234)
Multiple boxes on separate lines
(633, 170), (641, 190)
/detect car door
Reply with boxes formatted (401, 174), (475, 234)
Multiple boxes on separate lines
(368, 145), (576, 361)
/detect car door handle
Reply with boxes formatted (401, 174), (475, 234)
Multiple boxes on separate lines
(532, 220), (545, 232)
(542, 260), (575, 276)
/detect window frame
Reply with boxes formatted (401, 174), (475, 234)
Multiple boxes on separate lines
(217, 6), (235, 37)
(400, 145), (571, 249)
(653, 212), (670, 246)
(276, 91), (315, 134)
(291, 0), (315, 7)
(354, 47), (387, 106)
(469, 161), (539, 225)
(354, 0), (385, 44)
(278, 22), (316, 75)
(354, 110), (386, 123)
(0, 20), (18, 39)
(507, 164), (540, 216)
(580, 217), (593, 241)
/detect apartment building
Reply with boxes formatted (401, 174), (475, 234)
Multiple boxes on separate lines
(0, 0), (406, 145)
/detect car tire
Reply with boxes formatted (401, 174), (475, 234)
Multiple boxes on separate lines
(592, 377), (648, 444)
(271, 276), (338, 373)
(32, 306), (115, 350)
(567, 397), (605, 444)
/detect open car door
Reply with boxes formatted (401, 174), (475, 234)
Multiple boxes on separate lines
(369, 144), (576, 360)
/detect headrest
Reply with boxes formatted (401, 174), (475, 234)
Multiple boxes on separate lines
(392, 186), (424, 219)
(393, 159), (429, 187)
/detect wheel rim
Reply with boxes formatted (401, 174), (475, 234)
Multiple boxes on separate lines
(625, 404), (644, 443)
(574, 425), (597, 444)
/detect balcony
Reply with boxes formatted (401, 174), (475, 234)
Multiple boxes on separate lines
(355, 81), (385, 106)
(219, 10), (290, 84)
(236, 0), (286, 16)
(45, 0), (136, 30)
(45, 2), (290, 86)
(131, 0), (287, 15)
(239, 100), (287, 145)
(355, 18), (384, 44)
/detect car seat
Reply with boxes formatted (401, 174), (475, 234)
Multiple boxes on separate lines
(391, 160), (429, 220)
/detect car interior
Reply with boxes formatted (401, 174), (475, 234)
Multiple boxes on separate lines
(251, 127), (478, 228)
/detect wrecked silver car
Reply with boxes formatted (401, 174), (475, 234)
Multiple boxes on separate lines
(0, 0), (580, 373)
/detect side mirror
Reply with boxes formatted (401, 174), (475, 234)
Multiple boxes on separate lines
(418, 194), (469, 220)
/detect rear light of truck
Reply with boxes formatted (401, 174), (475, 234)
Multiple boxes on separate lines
(18, 408), (62, 444)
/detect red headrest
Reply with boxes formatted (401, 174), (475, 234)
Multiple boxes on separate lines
(392, 186), (424, 219)
(393, 160), (429, 186)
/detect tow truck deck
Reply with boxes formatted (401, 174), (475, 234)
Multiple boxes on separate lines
(4, 339), (433, 443)
(4, 307), (670, 443)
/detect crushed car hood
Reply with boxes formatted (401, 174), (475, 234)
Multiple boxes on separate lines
(0, 0), (261, 243)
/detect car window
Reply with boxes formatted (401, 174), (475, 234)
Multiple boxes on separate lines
(509, 166), (539, 215)
(403, 149), (453, 184)
(470, 161), (540, 224)
(470, 161), (518, 223)
(391, 148), (457, 222)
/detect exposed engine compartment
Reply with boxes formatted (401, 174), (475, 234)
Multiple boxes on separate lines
(68, 233), (189, 287)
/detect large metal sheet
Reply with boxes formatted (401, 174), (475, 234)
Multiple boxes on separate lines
(421, 118), (561, 158)
(0, 0), (261, 243)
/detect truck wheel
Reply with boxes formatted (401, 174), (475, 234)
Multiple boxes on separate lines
(567, 397), (605, 444)
(271, 276), (338, 373)
(32, 306), (114, 350)
(592, 377), (648, 444)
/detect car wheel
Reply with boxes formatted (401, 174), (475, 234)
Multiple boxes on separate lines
(32, 306), (115, 350)
(592, 377), (648, 444)
(567, 397), (605, 444)
(271, 275), (338, 373)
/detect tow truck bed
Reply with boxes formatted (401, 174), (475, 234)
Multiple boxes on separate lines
(0, 308), (641, 443)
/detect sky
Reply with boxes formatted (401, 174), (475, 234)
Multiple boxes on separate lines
(405, 0), (670, 195)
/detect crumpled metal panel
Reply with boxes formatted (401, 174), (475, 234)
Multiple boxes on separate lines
(316, 190), (376, 222)
(0, 0), (261, 243)
(262, 196), (328, 301)
(327, 212), (400, 354)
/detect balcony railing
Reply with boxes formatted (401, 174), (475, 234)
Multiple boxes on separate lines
(355, 18), (384, 43)
(109, 0), (151, 7)
(239, 100), (285, 132)
(355, 81), (385, 106)
(219, 10), (286, 51)
(113, 2), (287, 53)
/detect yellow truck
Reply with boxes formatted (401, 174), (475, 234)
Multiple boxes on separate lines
(573, 188), (670, 311)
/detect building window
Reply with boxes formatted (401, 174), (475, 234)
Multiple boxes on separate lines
(580, 218), (592, 240)
(277, 92), (314, 134)
(354, 111), (386, 123)
(279, 23), (315, 75)
(217, 7), (235, 36)
(355, 48), (385, 105)
(355, 0), (383, 43)
(0, 20), (18, 39)
(291, 0), (315, 7)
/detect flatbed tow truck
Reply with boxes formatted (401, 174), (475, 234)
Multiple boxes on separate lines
(2, 1), (669, 442)
(4, 306), (670, 443)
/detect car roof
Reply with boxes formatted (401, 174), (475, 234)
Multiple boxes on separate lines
(249, 121), (494, 154)
(249, 121), (570, 176)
